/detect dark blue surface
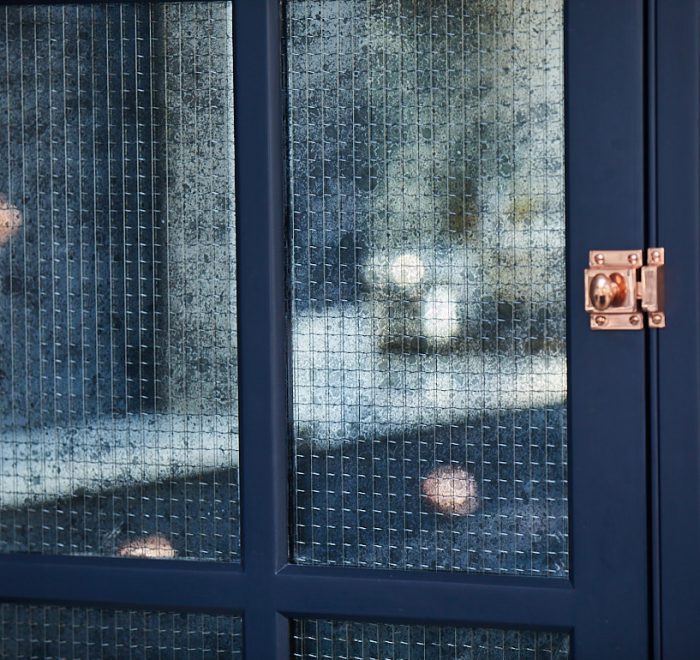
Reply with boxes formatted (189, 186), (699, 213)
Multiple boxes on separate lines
(233, 0), (289, 657)
(566, 0), (650, 657)
(646, 1), (661, 656)
(656, 1), (700, 657)
(0, 1), (653, 658)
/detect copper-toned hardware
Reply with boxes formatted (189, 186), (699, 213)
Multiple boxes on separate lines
(589, 272), (628, 311)
(641, 248), (665, 329)
(584, 248), (665, 330)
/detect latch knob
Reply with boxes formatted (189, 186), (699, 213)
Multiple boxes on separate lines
(584, 248), (665, 330)
(589, 272), (627, 311)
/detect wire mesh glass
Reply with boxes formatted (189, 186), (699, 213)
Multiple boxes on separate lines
(292, 619), (570, 660)
(0, 2), (239, 559)
(0, 604), (242, 659)
(287, 0), (567, 574)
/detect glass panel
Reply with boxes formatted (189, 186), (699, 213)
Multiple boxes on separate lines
(292, 619), (569, 659)
(1, 604), (242, 658)
(288, 0), (567, 575)
(0, 3), (239, 559)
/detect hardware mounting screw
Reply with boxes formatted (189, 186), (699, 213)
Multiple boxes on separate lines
(594, 315), (607, 326)
(651, 250), (662, 263)
(594, 253), (605, 265)
(629, 314), (641, 325)
(651, 313), (663, 325)
(628, 253), (639, 265)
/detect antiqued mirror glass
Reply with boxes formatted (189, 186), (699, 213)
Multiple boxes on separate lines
(0, 2), (239, 559)
(292, 619), (570, 659)
(1, 604), (243, 658)
(287, 0), (567, 575)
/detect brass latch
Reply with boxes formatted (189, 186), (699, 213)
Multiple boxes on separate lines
(584, 248), (665, 330)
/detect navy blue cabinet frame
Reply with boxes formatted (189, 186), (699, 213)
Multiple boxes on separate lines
(655, 0), (700, 657)
(0, 0), (654, 658)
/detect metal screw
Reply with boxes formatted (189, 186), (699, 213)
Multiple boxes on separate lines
(628, 253), (639, 265)
(651, 313), (663, 325)
(594, 315), (607, 326)
(594, 253), (605, 265)
(651, 250), (662, 263)
(629, 315), (641, 325)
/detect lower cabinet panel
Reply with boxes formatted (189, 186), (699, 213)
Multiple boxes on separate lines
(292, 619), (569, 660)
(0, 604), (242, 659)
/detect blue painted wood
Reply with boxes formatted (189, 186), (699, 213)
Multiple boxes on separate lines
(567, 0), (649, 656)
(646, 1), (662, 657)
(233, 0), (290, 657)
(0, 555), (245, 613)
(656, 1), (700, 657)
(275, 566), (573, 629)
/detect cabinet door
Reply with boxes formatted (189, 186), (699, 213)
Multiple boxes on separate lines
(656, 1), (700, 657)
(238, 0), (649, 657)
(0, 1), (649, 658)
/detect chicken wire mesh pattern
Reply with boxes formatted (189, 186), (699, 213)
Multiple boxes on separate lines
(0, 3), (240, 559)
(288, 0), (567, 575)
(0, 604), (242, 659)
(292, 620), (569, 660)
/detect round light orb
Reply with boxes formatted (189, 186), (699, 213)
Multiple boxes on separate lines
(421, 286), (461, 338)
(117, 533), (177, 559)
(389, 253), (425, 286)
(0, 195), (22, 246)
(422, 466), (478, 515)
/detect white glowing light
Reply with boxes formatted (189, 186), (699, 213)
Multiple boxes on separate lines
(422, 286), (461, 338)
(117, 533), (177, 558)
(389, 253), (425, 286)
(422, 466), (478, 515)
(0, 194), (22, 246)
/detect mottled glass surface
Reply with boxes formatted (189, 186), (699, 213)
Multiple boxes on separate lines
(0, 604), (242, 659)
(288, 0), (567, 575)
(0, 3), (239, 559)
(292, 620), (569, 660)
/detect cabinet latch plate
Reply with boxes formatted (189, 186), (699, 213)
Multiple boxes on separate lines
(584, 248), (665, 330)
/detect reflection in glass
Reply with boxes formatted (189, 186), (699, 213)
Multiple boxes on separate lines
(0, 3), (239, 559)
(292, 619), (570, 659)
(288, 0), (567, 575)
(1, 604), (243, 658)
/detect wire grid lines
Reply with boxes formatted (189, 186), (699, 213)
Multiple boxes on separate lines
(0, 604), (243, 659)
(287, 0), (568, 575)
(0, 3), (239, 559)
(292, 619), (569, 660)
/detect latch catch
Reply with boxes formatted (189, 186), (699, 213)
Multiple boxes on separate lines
(584, 248), (665, 330)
